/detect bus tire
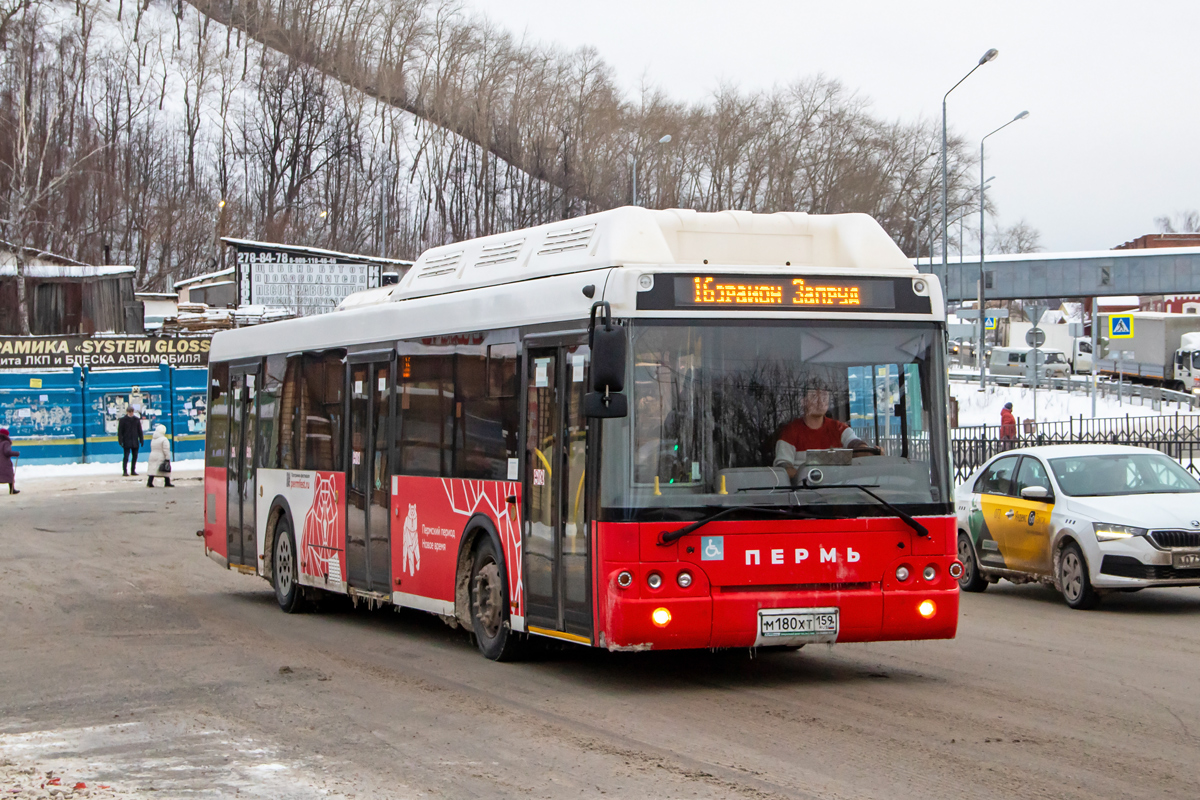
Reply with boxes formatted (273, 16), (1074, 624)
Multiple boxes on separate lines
(272, 516), (307, 614)
(469, 536), (522, 661)
(957, 532), (989, 593)
(1057, 541), (1100, 610)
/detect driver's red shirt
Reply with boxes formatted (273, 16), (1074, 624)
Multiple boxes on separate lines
(778, 417), (850, 451)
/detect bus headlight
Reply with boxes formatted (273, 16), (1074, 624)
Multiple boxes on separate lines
(917, 599), (937, 619)
(896, 565), (911, 582)
(647, 572), (663, 589)
(651, 607), (672, 627)
(923, 564), (937, 581)
(676, 570), (693, 588)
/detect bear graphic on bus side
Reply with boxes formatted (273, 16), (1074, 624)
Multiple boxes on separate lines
(301, 473), (342, 583)
(402, 503), (421, 576)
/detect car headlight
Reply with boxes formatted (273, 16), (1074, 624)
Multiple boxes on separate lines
(1092, 523), (1147, 542)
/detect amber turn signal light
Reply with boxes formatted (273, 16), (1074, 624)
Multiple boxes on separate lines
(917, 599), (936, 619)
(651, 607), (672, 627)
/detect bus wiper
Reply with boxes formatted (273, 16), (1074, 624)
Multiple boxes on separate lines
(793, 477), (929, 538)
(657, 506), (816, 546)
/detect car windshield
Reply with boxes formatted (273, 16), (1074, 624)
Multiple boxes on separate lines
(599, 320), (951, 518)
(1044, 352), (1065, 363)
(1049, 453), (1200, 497)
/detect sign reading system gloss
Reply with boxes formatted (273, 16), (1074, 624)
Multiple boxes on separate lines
(675, 276), (896, 310)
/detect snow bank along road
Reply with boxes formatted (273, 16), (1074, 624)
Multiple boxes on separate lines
(2, 474), (1199, 799)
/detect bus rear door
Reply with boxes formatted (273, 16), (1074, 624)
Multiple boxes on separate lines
(226, 365), (258, 569)
(524, 343), (592, 643)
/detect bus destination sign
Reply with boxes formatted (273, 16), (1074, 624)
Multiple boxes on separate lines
(680, 276), (891, 308)
(636, 274), (930, 313)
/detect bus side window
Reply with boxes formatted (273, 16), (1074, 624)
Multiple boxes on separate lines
(457, 342), (519, 479)
(207, 362), (230, 468)
(279, 356), (303, 470)
(301, 351), (345, 472)
(257, 354), (287, 470)
(396, 346), (453, 477)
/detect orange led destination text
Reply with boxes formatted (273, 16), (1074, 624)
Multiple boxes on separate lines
(691, 276), (861, 306)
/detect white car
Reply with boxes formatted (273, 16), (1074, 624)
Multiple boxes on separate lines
(954, 444), (1200, 608)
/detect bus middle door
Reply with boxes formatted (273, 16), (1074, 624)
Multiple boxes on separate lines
(523, 343), (592, 643)
(346, 358), (393, 597)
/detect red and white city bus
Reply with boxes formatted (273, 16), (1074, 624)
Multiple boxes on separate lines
(201, 207), (961, 660)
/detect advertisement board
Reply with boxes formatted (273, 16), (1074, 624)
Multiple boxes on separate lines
(232, 241), (383, 317)
(0, 336), (211, 369)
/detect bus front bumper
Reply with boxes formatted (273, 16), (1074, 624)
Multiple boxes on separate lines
(601, 586), (959, 650)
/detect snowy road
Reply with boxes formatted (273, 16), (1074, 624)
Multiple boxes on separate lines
(2, 472), (1200, 799)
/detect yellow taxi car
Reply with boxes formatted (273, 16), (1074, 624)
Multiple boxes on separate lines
(955, 445), (1200, 608)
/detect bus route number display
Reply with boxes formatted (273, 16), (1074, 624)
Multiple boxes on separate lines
(674, 275), (897, 310)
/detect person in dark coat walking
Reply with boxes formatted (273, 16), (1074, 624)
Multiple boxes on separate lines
(117, 406), (144, 476)
(999, 402), (1018, 449)
(0, 427), (20, 495)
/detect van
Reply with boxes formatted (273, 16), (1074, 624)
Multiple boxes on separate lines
(989, 347), (1071, 380)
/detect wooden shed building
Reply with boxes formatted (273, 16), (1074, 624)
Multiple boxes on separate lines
(0, 242), (142, 335)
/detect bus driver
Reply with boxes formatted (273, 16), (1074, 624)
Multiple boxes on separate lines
(774, 387), (880, 476)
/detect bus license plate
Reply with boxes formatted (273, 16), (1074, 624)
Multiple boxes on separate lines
(756, 607), (839, 645)
(1173, 552), (1200, 570)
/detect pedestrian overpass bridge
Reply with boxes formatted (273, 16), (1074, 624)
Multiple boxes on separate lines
(924, 246), (1200, 301)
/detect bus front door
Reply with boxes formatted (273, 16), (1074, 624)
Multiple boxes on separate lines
(524, 344), (592, 642)
(225, 368), (257, 569)
(346, 359), (393, 596)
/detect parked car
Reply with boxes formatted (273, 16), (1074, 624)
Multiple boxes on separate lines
(955, 444), (1200, 608)
(988, 346), (1071, 381)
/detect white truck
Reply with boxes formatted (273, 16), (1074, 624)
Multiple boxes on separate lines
(1008, 321), (1092, 372)
(1096, 312), (1200, 390)
(1174, 331), (1200, 393)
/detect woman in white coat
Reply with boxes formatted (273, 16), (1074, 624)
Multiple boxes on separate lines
(146, 424), (174, 488)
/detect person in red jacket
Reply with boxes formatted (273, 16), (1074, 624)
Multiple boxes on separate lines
(774, 387), (880, 477)
(999, 402), (1017, 448)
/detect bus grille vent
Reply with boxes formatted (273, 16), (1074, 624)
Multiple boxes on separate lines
(537, 224), (596, 256)
(474, 238), (525, 268)
(417, 250), (464, 279)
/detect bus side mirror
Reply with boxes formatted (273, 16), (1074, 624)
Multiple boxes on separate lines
(585, 301), (628, 418)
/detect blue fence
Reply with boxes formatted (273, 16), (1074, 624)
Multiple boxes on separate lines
(0, 366), (208, 464)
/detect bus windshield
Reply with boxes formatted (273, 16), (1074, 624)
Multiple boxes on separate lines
(600, 320), (951, 518)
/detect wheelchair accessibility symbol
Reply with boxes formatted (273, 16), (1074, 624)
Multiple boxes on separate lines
(701, 536), (724, 561)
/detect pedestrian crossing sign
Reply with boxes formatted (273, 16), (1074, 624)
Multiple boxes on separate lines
(1109, 315), (1134, 339)
(985, 317), (997, 330)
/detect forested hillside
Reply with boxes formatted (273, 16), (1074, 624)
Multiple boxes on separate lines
(0, 0), (981, 297)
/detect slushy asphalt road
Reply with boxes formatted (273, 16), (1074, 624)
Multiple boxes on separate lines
(2, 470), (1198, 799)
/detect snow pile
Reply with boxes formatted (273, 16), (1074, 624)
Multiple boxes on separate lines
(951, 382), (1200, 427)
(15, 459), (204, 481)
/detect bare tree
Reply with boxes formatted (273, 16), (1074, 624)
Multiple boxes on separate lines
(1155, 210), (1200, 234)
(990, 219), (1043, 254)
(0, 1), (105, 333)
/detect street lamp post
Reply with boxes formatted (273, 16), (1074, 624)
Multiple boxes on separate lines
(978, 110), (1030, 389)
(943, 48), (998, 289)
(632, 134), (672, 206)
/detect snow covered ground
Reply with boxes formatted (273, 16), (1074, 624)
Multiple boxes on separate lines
(951, 381), (1200, 427)
(14, 459), (204, 482)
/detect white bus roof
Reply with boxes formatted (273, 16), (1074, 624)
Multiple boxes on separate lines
(213, 207), (925, 361)
(346, 207), (912, 307)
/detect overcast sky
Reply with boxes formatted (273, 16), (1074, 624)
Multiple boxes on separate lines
(471, 0), (1199, 253)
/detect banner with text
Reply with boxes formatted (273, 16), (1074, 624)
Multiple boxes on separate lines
(0, 336), (211, 369)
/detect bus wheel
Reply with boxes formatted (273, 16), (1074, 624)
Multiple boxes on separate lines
(469, 536), (522, 661)
(273, 516), (307, 614)
(957, 533), (989, 593)
(1057, 542), (1100, 610)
